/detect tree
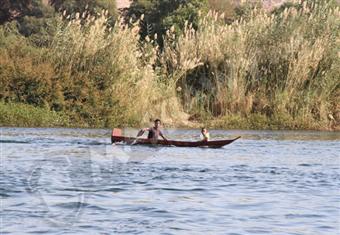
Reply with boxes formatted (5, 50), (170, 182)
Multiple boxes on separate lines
(50, 0), (117, 18)
(0, 0), (32, 24)
(127, 0), (209, 43)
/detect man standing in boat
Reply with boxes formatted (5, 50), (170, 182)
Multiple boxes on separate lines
(137, 119), (168, 141)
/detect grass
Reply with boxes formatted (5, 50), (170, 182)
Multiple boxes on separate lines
(207, 113), (333, 130)
(1, 100), (334, 130)
(0, 102), (71, 127)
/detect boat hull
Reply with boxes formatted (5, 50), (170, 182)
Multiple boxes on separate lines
(111, 130), (240, 148)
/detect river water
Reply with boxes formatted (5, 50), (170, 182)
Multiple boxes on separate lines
(1, 127), (340, 234)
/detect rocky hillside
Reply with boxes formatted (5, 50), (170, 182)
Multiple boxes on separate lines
(115, 0), (287, 10)
(0, 0), (287, 24)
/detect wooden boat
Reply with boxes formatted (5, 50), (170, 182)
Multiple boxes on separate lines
(111, 129), (240, 148)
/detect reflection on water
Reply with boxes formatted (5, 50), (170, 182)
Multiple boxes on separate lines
(1, 127), (340, 235)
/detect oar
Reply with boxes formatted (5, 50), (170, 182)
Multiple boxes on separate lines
(131, 130), (145, 145)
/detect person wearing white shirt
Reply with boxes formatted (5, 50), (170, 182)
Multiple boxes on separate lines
(200, 128), (210, 141)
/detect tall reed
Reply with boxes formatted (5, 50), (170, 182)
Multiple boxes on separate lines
(1, 1), (338, 129)
(49, 11), (186, 126)
(160, 0), (339, 128)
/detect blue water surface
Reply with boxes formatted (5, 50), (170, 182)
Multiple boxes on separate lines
(1, 128), (340, 234)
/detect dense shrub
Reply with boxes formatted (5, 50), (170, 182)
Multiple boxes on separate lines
(160, 0), (339, 129)
(127, 0), (209, 44)
(0, 101), (70, 127)
(0, 0), (338, 129)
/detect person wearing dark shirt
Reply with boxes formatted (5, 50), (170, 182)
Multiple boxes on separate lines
(137, 119), (167, 141)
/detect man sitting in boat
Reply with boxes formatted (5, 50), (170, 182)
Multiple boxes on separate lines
(200, 128), (210, 141)
(137, 119), (168, 141)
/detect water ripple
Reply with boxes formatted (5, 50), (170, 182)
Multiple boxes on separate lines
(1, 127), (340, 234)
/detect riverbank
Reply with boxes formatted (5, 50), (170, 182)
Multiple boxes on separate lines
(1, 2), (338, 131)
(0, 102), (71, 128)
(1, 102), (337, 131)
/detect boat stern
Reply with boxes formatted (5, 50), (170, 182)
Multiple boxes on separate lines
(111, 128), (122, 143)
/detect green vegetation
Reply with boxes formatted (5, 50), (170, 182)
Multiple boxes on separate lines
(0, 0), (32, 24)
(127, 0), (209, 42)
(0, 0), (339, 130)
(165, 0), (340, 130)
(0, 101), (70, 127)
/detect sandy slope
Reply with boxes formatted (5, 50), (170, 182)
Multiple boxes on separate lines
(116, 0), (132, 9)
